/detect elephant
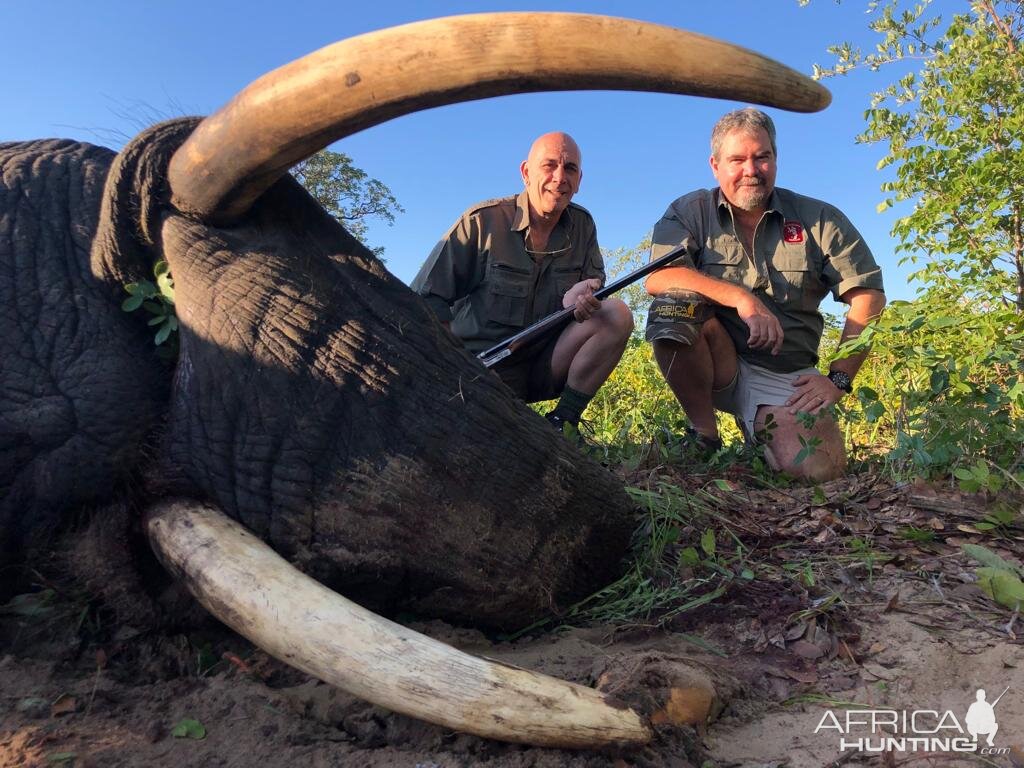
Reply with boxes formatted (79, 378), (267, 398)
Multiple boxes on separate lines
(0, 13), (829, 749)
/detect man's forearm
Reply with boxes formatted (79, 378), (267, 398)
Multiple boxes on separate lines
(831, 288), (886, 379)
(645, 265), (749, 309)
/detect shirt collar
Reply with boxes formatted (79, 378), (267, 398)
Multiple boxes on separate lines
(512, 190), (531, 232)
(512, 189), (573, 234)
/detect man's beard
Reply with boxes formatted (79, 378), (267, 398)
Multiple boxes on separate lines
(732, 180), (770, 211)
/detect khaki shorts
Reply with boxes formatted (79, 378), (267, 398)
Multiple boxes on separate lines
(714, 357), (819, 442)
(490, 332), (563, 403)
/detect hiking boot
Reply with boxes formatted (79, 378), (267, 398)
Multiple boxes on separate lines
(684, 426), (724, 454)
(545, 412), (591, 448)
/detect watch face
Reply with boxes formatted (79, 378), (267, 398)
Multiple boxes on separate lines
(829, 371), (853, 392)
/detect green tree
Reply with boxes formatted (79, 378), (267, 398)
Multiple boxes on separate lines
(811, 0), (1024, 480)
(602, 234), (653, 325)
(291, 149), (404, 258)
(814, 0), (1023, 312)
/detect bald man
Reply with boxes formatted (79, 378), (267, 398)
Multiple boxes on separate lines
(413, 132), (633, 433)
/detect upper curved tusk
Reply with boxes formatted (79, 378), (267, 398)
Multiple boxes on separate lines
(168, 12), (831, 222)
(145, 500), (653, 749)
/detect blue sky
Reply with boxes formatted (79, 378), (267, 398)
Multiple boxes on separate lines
(5, 1), (960, 305)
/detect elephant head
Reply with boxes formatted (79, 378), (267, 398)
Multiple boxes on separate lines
(0, 13), (828, 749)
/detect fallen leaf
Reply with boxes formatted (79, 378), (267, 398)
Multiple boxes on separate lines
(171, 717), (207, 740)
(784, 621), (807, 642)
(783, 667), (819, 684)
(884, 591), (900, 613)
(927, 517), (945, 530)
(861, 662), (897, 681)
(790, 640), (826, 660)
(50, 695), (77, 717)
(223, 651), (252, 675)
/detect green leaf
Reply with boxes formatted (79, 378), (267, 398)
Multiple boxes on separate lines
(47, 753), (77, 764)
(0, 590), (56, 618)
(700, 528), (716, 558)
(154, 323), (172, 346)
(740, 568), (755, 580)
(975, 568), (1024, 611)
(171, 718), (207, 740)
(962, 544), (1020, 575)
(678, 547), (701, 568)
(121, 294), (144, 312)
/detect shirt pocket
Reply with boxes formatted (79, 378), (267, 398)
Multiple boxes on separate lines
(552, 267), (582, 300)
(700, 246), (746, 284)
(486, 264), (532, 327)
(770, 251), (822, 309)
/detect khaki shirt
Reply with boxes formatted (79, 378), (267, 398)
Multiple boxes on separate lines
(413, 191), (605, 353)
(651, 187), (884, 372)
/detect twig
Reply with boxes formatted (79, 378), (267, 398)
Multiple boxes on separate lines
(448, 375), (465, 403)
(85, 666), (102, 715)
(1004, 606), (1019, 639)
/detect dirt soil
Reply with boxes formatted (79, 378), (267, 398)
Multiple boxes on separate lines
(2, 471), (1023, 768)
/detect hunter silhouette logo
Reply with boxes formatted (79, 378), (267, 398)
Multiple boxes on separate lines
(965, 686), (1008, 747)
(814, 686), (1012, 755)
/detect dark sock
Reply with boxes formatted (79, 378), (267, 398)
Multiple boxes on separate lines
(550, 386), (594, 426)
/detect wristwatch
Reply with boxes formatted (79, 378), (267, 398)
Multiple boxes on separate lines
(827, 370), (853, 394)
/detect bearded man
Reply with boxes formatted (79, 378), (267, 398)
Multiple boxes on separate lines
(644, 108), (886, 480)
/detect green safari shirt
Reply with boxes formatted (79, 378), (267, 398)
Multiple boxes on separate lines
(651, 187), (884, 372)
(412, 191), (605, 353)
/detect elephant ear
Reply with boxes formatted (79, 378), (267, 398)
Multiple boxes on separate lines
(168, 12), (830, 223)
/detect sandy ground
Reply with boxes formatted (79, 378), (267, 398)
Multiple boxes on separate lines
(2, 475), (1023, 767)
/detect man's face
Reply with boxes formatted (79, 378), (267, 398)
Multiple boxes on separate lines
(710, 127), (777, 213)
(520, 133), (582, 219)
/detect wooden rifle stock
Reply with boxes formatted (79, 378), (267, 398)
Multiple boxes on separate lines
(477, 244), (687, 368)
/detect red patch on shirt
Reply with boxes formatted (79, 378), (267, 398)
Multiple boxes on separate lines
(783, 221), (804, 243)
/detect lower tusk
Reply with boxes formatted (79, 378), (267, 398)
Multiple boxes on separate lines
(145, 500), (652, 749)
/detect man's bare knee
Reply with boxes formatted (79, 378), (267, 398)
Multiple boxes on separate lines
(755, 405), (846, 482)
(598, 297), (634, 340)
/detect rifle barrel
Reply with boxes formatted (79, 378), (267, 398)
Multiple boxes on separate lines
(477, 244), (687, 368)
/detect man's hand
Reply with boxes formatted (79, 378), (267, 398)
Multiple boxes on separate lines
(563, 278), (602, 321)
(786, 373), (844, 415)
(736, 293), (784, 354)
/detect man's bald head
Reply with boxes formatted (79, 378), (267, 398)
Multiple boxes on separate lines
(521, 132), (583, 221)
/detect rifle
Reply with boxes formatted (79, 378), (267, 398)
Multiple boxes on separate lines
(991, 686), (1010, 708)
(477, 244), (687, 368)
